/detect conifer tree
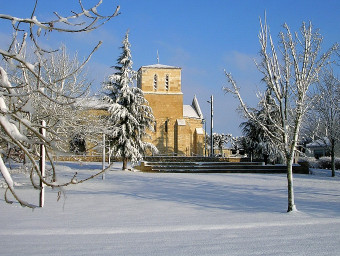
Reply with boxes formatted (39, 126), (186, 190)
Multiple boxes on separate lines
(103, 31), (157, 170)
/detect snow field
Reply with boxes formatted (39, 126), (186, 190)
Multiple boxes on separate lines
(1, 162), (340, 255)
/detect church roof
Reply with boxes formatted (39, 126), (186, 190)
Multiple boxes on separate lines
(75, 96), (109, 110)
(183, 105), (200, 119)
(140, 63), (181, 69)
(183, 95), (204, 120)
(192, 95), (203, 119)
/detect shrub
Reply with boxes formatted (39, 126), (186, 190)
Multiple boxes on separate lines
(298, 157), (319, 168)
(318, 157), (332, 169)
(300, 156), (340, 170)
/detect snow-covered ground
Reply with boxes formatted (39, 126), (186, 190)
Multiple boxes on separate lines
(1, 162), (340, 256)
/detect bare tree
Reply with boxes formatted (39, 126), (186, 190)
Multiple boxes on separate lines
(28, 45), (108, 156)
(20, 45), (87, 152)
(224, 17), (338, 212)
(0, 1), (120, 208)
(303, 68), (340, 176)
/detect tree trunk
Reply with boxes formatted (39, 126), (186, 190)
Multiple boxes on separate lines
(122, 158), (128, 170)
(287, 155), (297, 212)
(263, 154), (268, 165)
(331, 138), (335, 177)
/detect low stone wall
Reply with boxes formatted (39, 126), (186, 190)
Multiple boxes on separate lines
(53, 155), (119, 162)
(54, 155), (102, 162)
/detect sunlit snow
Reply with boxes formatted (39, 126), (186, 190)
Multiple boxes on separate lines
(0, 162), (339, 255)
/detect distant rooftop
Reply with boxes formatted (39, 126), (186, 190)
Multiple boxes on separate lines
(140, 63), (181, 69)
(306, 137), (330, 148)
(75, 97), (109, 110)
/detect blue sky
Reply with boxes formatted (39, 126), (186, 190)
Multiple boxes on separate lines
(1, 0), (339, 136)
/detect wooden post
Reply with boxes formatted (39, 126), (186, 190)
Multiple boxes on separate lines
(39, 120), (46, 207)
(108, 144), (111, 165)
(102, 133), (105, 180)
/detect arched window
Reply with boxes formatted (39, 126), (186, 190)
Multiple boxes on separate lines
(153, 74), (158, 91)
(165, 74), (169, 91)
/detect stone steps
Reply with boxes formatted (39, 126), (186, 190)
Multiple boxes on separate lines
(138, 161), (309, 174)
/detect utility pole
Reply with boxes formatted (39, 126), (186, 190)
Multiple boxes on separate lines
(207, 95), (214, 157)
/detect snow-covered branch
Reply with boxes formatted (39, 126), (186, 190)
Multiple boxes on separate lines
(0, 1), (120, 208)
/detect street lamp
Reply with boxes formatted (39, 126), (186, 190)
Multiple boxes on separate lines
(207, 95), (214, 157)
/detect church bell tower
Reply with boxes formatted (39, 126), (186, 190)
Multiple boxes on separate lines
(138, 64), (183, 155)
(138, 63), (204, 156)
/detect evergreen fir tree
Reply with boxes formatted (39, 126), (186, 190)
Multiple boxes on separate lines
(103, 31), (157, 170)
(239, 89), (284, 164)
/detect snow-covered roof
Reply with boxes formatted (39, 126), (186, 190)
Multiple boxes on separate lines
(183, 105), (200, 119)
(306, 138), (330, 148)
(75, 97), (109, 110)
(140, 63), (181, 69)
(192, 95), (203, 119)
(195, 127), (204, 135)
(177, 119), (186, 126)
(183, 95), (203, 119)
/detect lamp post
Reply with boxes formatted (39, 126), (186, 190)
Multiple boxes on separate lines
(207, 95), (214, 157)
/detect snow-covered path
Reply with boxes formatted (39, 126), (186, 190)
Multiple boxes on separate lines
(1, 162), (339, 255)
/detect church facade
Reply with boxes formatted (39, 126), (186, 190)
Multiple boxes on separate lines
(137, 64), (205, 156)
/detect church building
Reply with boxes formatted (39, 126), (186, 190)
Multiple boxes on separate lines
(137, 64), (205, 156)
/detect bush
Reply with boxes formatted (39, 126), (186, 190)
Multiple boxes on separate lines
(298, 157), (319, 168)
(319, 157), (340, 170)
(318, 157), (331, 169)
(299, 157), (340, 170)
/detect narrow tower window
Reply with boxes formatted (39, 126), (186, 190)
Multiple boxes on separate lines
(165, 120), (168, 133)
(153, 74), (158, 91)
(165, 74), (169, 91)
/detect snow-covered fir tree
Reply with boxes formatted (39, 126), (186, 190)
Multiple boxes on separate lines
(103, 31), (157, 170)
(239, 89), (284, 164)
